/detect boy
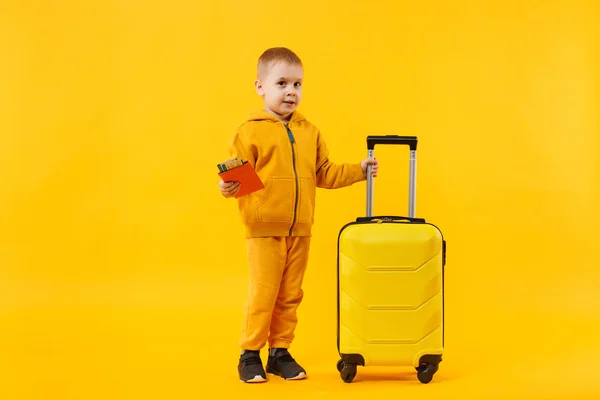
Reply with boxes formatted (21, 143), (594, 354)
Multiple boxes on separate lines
(219, 47), (379, 383)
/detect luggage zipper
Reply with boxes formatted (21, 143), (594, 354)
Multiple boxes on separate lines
(286, 124), (299, 236)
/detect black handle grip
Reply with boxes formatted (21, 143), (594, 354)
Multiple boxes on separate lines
(355, 216), (426, 224)
(367, 135), (418, 151)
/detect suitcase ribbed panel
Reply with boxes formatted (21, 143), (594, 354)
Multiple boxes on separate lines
(338, 223), (444, 367)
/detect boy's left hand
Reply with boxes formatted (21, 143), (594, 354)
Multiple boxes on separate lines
(361, 157), (379, 178)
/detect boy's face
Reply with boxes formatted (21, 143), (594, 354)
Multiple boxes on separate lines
(255, 61), (303, 122)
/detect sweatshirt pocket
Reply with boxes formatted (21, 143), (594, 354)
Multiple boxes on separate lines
(297, 176), (316, 223)
(256, 177), (295, 223)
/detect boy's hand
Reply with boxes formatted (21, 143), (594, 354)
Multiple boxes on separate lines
(219, 180), (241, 198)
(361, 157), (379, 178)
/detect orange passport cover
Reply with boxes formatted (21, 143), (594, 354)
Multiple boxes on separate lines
(218, 162), (264, 198)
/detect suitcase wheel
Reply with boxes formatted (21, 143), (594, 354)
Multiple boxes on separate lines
(336, 359), (344, 372)
(416, 363), (439, 384)
(337, 359), (357, 383)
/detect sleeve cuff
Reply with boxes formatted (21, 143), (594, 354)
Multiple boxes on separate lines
(351, 163), (366, 183)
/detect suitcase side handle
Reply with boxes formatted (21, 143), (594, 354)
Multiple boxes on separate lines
(365, 135), (418, 218)
(356, 216), (426, 223)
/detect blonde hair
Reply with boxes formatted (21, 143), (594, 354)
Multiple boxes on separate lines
(257, 47), (303, 79)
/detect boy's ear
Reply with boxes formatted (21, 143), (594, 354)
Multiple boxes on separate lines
(254, 80), (264, 96)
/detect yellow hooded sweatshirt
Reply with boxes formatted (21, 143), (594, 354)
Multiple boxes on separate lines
(228, 110), (366, 238)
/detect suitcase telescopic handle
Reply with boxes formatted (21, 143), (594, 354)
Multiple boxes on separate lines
(366, 135), (418, 151)
(365, 135), (418, 219)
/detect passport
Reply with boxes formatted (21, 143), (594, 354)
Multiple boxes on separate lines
(217, 158), (264, 198)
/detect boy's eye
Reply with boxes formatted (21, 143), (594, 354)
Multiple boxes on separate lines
(294, 82), (302, 87)
(278, 81), (285, 86)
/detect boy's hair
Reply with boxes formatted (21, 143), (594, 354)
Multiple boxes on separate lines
(257, 47), (303, 79)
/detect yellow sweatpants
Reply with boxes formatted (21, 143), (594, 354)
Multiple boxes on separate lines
(239, 236), (311, 351)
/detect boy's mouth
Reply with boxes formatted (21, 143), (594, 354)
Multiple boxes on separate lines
(283, 100), (295, 105)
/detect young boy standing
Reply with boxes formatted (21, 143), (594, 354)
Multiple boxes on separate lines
(219, 47), (379, 383)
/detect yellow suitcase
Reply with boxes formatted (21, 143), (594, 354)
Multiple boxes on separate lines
(336, 135), (446, 384)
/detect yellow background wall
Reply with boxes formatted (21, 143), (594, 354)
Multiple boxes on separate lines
(1, 1), (598, 399)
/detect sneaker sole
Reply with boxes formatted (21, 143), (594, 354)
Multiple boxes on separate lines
(286, 372), (306, 380)
(267, 371), (307, 380)
(240, 375), (267, 383)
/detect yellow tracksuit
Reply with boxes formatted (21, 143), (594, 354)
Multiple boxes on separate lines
(228, 110), (365, 350)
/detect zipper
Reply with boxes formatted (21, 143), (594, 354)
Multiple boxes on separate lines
(286, 124), (299, 236)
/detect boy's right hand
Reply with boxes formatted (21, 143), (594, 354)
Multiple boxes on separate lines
(219, 180), (240, 198)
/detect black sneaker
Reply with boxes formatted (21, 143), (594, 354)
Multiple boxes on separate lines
(266, 348), (307, 380)
(238, 350), (266, 383)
